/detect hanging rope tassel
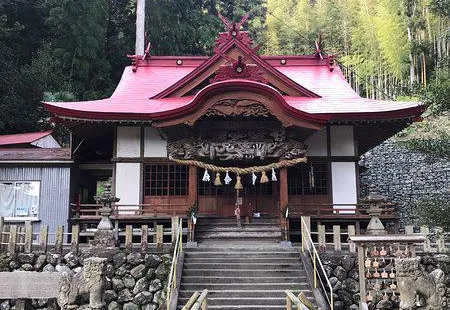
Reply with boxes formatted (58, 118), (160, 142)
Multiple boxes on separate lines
(271, 168), (277, 181)
(214, 172), (222, 186)
(224, 171), (232, 185)
(260, 171), (269, 183)
(309, 165), (315, 190)
(234, 175), (243, 190)
(251, 172), (257, 185)
(202, 169), (210, 182)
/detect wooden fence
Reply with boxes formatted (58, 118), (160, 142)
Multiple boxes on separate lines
(0, 217), (187, 255)
(293, 217), (448, 253)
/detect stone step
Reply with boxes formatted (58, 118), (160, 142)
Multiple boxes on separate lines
(196, 231), (282, 238)
(184, 257), (302, 264)
(197, 218), (279, 225)
(183, 262), (303, 270)
(195, 225), (281, 232)
(180, 282), (311, 290)
(182, 268), (304, 277)
(180, 276), (309, 284)
(178, 289), (313, 299)
(178, 297), (288, 306)
(185, 249), (299, 256)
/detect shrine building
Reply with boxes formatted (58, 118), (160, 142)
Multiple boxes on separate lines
(43, 17), (425, 227)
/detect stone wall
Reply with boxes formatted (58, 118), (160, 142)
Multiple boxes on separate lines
(359, 140), (450, 226)
(321, 252), (450, 310)
(0, 251), (171, 310)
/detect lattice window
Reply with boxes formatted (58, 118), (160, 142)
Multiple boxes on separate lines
(144, 164), (189, 196)
(288, 162), (328, 196)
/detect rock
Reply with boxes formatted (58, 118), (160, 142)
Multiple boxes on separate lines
(113, 252), (127, 268)
(133, 277), (149, 294)
(0, 301), (10, 310)
(123, 274), (136, 289)
(20, 263), (34, 271)
(353, 293), (361, 304)
(123, 302), (140, 310)
(131, 264), (147, 279)
(127, 253), (142, 266)
(63, 252), (79, 268)
(149, 279), (162, 292)
(376, 300), (393, 310)
(134, 291), (154, 305)
(144, 254), (162, 268)
(323, 265), (334, 278)
(146, 268), (155, 280)
(152, 290), (163, 305)
(108, 301), (120, 310)
(105, 278), (113, 290)
(155, 263), (167, 280)
(161, 254), (172, 264)
(333, 300), (344, 310)
(332, 280), (343, 292)
(112, 277), (125, 291)
(337, 290), (353, 306)
(106, 263), (115, 278)
(74, 266), (82, 273)
(18, 253), (35, 264)
(115, 265), (128, 277)
(46, 254), (60, 265)
(341, 255), (356, 271)
(141, 304), (157, 310)
(333, 266), (348, 282)
(118, 288), (134, 303)
(343, 278), (359, 294)
(348, 268), (359, 280)
(321, 254), (342, 268)
(104, 290), (118, 303)
(368, 301), (377, 310)
(78, 305), (91, 310)
(42, 264), (55, 273)
(9, 260), (19, 269)
(329, 276), (339, 286)
(34, 254), (47, 271)
(349, 304), (359, 310)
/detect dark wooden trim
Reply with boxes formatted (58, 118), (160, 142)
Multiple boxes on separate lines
(140, 126), (145, 158)
(326, 125), (333, 206)
(111, 157), (171, 163)
(188, 165), (197, 207)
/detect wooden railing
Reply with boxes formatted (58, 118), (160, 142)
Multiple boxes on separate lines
(301, 216), (333, 310)
(71, 203), (190, 220)
(181, 289), (208, 310)
(288, 203), (396, 218)
(285, 290), (315, 310)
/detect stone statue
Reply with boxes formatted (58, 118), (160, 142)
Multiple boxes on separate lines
(396, 257), (447, 310)
(58, 257), (107, 310)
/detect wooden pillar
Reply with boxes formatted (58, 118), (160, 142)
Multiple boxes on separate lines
(188, 165), (197, 207)
(279, 168), (288, 226)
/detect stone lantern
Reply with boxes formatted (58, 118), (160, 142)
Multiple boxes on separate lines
(360, 184), (394, 235)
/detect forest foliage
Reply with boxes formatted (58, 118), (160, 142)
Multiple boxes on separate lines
(0, 0), (448, 142)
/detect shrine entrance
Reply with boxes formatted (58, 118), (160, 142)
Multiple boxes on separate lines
(196, 161), (280, 217)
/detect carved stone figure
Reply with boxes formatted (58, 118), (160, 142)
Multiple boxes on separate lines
(58, 257), (107, 310)
(167, 129), (307, 161)
(396, 257), (447, 310)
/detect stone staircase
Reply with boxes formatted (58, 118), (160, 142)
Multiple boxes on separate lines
(176, 217), (316, 309)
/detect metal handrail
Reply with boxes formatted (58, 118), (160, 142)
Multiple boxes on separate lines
(301, 216), (333, 310)
(285, 290), (312, 310)
(166, 217), (183, 310)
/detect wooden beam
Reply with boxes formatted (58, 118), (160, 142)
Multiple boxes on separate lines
(188, 165), (198, 207)
(279, 168), (288, 227)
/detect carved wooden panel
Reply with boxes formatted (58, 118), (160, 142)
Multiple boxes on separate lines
(205, 99), (271, 118)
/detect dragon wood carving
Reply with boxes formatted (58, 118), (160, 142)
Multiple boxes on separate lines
(205, 99), (271, 118)
(167, 129), (307, 161)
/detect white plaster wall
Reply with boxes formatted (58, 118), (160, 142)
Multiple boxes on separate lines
(144, 127), (167, 158)
(304, 129), (327, 156)
(331, 162), (357, 213)
(116, 127), (141, 158)
(31, 135), (61, 148)
(115, 163), (141, 209)
(330, 126), (355, 156)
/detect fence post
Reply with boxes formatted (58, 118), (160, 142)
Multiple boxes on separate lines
(436, 227), (446, 253)
(317, 225), (326, 252)
(71, 224), (79, 254)
(420, 226), (431, 253)
(141, 225), (148, 252)
(39, 225), (48, 253)
(333, 225), (341, 251)
(171, 216), (179, 244)
(8, 225), (17, 254)
(405, 225), (414, 235)
(348, 225), (356, 253)
(55, 226), (64, 254)
(125, 225), (133, 253)
(301, 216), (311, 251)
(24, 221), (33, 253)
(156, 225), (163, 254)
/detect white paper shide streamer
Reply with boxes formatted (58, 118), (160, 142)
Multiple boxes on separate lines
(271, 168), (277, 181)
(251, 172), (257, 185)
(202, 169), (211, 182)
(224, 171), (232, 185)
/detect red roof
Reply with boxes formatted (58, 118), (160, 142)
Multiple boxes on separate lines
(0, 131), (53, 147)
(44, 26), (425, 125)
